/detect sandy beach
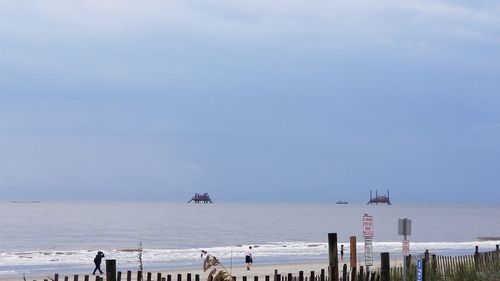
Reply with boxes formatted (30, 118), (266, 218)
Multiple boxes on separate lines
(1, 260), (390, 281)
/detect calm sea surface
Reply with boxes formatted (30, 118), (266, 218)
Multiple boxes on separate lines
(1, 202), (500, 275)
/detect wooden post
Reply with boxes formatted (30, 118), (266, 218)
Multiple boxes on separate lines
(310, 271), (315, 281)
(55, 274), (59, 281)
(84, 276), (89, 281)
(195, 275), (200, 281)
(138, 271), (143, 281)
(106, 260), (117, 281)
(474, 246), (479, 268)
(243, 276), (247, 281)
(147, 272), (152, 281)
(380, 252), (390, 281)
(350, 236), (357, 269)
(342, 264), (347, 281)
(288, 273), (293, 281)
(266, 276), (270, 281)
(320, 269), (325, 281)
(158, 273), (162, 281)
(117, 272), (122, 281)
(177, 274), (182, 281)
(187, 273), (192, 281)
(350, 267), (357, 281)
(328, 233), (339, 281)
(127, 271), (132, 281)
(74, 275), (79, 281)
(299, 271), (304, 281)
(65, 276), (69, 281)
(167, 275), (172, 281)
(255, 276), (259, 281)
(431, 254), (437, 274)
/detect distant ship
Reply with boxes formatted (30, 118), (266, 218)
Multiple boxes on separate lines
(336, 199), (348, 204)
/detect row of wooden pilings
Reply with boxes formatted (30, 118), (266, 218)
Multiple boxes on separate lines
(46, 267), (329, 281)
(42, 233), (500, 281)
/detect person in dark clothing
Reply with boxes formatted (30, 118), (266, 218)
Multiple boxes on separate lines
(340, 244), (344, 261)
(93, 251), (105, 275)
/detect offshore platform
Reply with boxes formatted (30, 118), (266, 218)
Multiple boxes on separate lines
(367, 190), (392, 205)
(187, 193), (213, 203)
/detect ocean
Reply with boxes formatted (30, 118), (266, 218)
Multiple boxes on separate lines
(1, 202), (500, 276)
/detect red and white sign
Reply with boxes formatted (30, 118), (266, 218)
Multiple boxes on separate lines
(363, 214), (374, 237)
(402, 239), (410, 256)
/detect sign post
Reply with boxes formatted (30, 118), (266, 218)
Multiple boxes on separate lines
(362, 214), (374, 270)
(398, 218), (412, 281)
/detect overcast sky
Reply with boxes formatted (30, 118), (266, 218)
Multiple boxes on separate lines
(1, 0), (499, 203)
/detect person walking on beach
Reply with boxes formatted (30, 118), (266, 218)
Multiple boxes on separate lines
(340, 245), (344, 261)
(245, 246), (253, 270)
(93, 251), (105, 275)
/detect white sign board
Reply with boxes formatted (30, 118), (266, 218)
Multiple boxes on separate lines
(402, 239), (410, 256)
(364, 238), (373, 266)
(363, 214), (374, 237)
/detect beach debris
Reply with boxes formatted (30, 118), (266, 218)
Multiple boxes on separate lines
(201, 251), (232, 281)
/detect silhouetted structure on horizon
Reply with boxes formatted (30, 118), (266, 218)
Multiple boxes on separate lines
(367, 190), (391, 205)
(188, 193), (213, 203)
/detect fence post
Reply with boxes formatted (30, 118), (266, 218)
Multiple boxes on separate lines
(187, 273), (192, 281)
(299, 271), (304, 281)
(84, 276), (89, 281)
(74, 276), (79, 281)
(55, 274), (59, 281)
(157, 273), (162, 281)
(195, 275), (200, 281)
(127, 271), (132, 281)
(147, 272), (152, 281)
(380, 252), (390, 281)
(310, 271), (315, 281)
(177, 274), (182, 281)
(138, 271), (143, 281)
(255, 276), (259, 281)
(351, 267), (357, 281)
(106, 260), (117, 281)
(350, 236), (357, 269)
(320, 269), (325, 281)
(342, 264), (347, 281)
(474, 246), (479, 268)
(243, 276), (247, 281)
(288, 273), (293, 281)
(328, 233), (339, 281)
(117, 272), (122, 281)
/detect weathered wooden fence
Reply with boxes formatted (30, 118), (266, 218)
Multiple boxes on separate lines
(35, 235), (500, 281)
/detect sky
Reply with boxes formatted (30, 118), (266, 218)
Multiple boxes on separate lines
(1, 0), (500, 203)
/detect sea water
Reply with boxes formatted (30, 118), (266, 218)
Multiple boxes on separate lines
(1, 202), (500, 276)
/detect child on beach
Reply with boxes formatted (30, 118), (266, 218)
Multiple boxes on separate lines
(93, 251), (105, 275)
(245, 246), (253, 270)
